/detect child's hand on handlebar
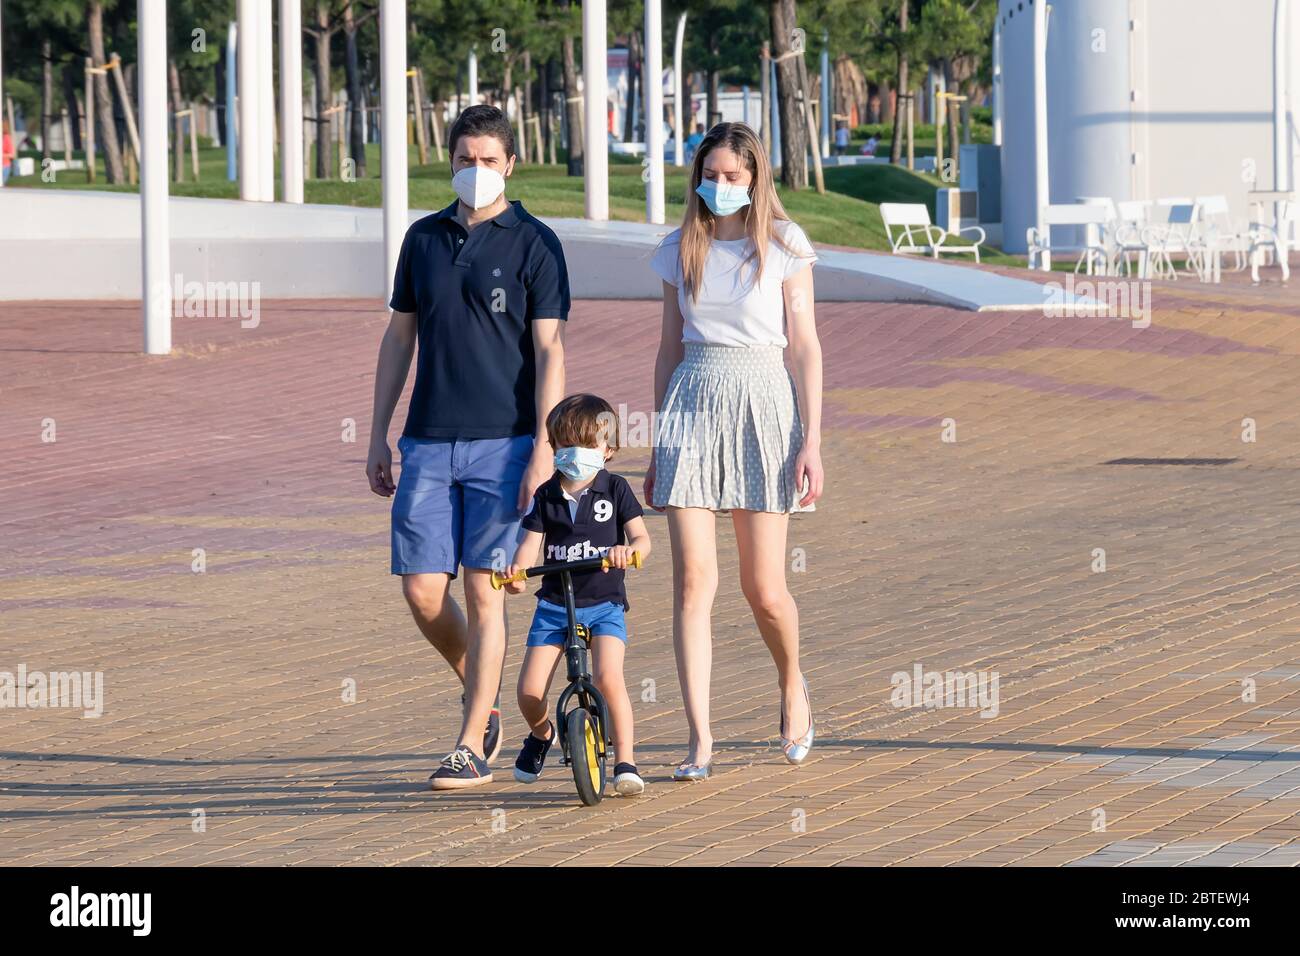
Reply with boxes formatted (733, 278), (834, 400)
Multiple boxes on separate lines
(604, 546), (636, 571)
(504, 563), (528, 594)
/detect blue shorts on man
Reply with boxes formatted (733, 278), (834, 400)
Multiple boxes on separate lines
(391, 433), (533, 575)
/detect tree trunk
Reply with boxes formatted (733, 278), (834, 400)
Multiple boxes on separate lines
(943, 57), (959, 176)
(344, 7), (366, 176)
(889, 0), (909, 165)
(87, 0), (124, 183)
(168, 59), (184, 181)
(769, 0), (806, 188)
(313, 4), (333, 178)
(540, 57), (552, 161)
(62, 62), (84, 152)
(562, 15), (583, 175)
(42, 40), (54, 161)
(623, 31), (639, 143)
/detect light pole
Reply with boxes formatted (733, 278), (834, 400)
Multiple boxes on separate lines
(991, 16), (1002, 146)
(139, 0), (171, 354)
(380, 0), (408, 303)
(236, 0), (259, 200)
(583, 0), (608, 220)
(1274, 0), (1290, 238)
(225, 23), (237, 181)
(644, 0), (665, 224)
(1033, 0), (1050, 271)
(257, 0), (273, 200)
(280, 0), (303, 203)
(468, 47), (478, 106)
(672, 12), (686, 167)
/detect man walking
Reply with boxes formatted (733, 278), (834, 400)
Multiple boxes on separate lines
(366, 105), (569, 790)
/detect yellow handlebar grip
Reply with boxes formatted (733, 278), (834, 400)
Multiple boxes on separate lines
(600, 550), (643, 571)
(490, 569), (528, 591)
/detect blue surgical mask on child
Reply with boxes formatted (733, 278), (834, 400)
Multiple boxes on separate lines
(695, 178), (751, 217)
(554, 445), (606, 482)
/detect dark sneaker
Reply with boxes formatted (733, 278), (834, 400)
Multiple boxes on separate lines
(513, 723), (555, 783)
(484, 705), (502, 765)
(430, 745), (492, 790)
(461, 692), (503, 766)
(613, 762), (644, 796)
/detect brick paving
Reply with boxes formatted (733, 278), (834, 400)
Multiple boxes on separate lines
(1, 264), (1298, 866)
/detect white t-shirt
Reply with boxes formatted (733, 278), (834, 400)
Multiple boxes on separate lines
(649, 219), (817, 348)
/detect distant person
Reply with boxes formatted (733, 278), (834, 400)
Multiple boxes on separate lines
(366, 104), (570, 791)
(1, 120), (14, 184)
(685, 123), (705, 164)
(861, 134), (879, 157)
(834, 122), (850, 156)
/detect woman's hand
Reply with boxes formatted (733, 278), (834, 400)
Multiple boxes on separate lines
(794, 442), (824, 507)
(644, 454), (664, 512)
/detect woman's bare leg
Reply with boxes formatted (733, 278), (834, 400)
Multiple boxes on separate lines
(731, 509), (809, 741)
(667, 506), (718, 766)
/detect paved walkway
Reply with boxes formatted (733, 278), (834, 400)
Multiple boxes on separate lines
(2, 270), (1299, 866)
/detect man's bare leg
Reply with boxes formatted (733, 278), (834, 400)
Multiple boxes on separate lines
(401, 573), (469, 681)
(456, 568), (508, 758)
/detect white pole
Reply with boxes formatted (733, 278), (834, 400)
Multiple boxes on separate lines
(1275, 0), (1290, 235)
(672, 12), (686, 167)
(140, 0), (171, 354)
(819, 32), (830, 158)
(583, 0), (608, 220)
(468, 47), (478, 106)
(381, 0), (408, 303)
(992, 18), (1002, 146)
(257, 0), (274, 200)
(0, 0), (5, 189)
(1033, 0), (1050, 271)
(236, 0), (258, 200)
(644, 0), (664, 224)
(280, 0), (303, 203)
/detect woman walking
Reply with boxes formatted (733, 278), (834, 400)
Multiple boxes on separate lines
(646, 123), (824, 780)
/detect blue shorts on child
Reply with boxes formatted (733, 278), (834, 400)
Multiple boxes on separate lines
(526, 599), (628, 648)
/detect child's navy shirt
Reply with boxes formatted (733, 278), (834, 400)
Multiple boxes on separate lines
(520, 469), (644, 609)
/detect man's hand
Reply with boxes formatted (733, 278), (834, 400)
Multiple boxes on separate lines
(517, 447), (552, 514)
(367, 441), (396, 497)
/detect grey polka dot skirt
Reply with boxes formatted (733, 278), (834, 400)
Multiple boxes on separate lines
(652, 343), (810, 513)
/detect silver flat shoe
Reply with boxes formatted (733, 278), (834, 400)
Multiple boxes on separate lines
(672, 760), (713, 782)
(780, 676), (815, 765)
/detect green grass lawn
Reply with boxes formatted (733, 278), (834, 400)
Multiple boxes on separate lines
(9, 141), (1021, 264)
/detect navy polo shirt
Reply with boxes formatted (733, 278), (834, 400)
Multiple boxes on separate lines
(520, 470), (645, 609)
(389, 199), (571, 439)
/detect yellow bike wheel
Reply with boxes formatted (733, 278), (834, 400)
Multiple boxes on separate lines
(566, 707), (606, 806)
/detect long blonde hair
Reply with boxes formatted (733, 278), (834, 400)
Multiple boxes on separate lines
(677, 122), (799, 302)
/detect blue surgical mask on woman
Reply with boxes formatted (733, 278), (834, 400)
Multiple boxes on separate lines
(695, 178), (751, 217)
(554, 445), (606, 482)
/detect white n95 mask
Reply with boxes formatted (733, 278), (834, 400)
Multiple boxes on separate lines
(452, 166), (506, 209)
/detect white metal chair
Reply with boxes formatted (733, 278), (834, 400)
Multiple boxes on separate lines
(1143, 203), (1210, 281)
(880, 202), (986, 263)
(1026, 204), (1112, 273)
(1109, 200), (1155, 278)
(1247, 199), (1296, 283)
(1195, 195), (1249, 276)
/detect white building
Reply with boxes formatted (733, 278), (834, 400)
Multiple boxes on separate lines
(997, 0), (1299, 253)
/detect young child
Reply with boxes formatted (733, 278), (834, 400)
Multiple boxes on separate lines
(507, 394), (652, 795)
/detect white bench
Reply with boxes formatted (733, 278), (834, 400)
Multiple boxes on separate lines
(880, 202), (985, 263)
